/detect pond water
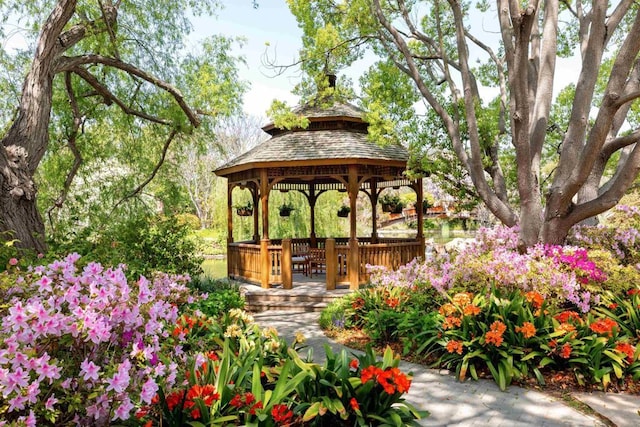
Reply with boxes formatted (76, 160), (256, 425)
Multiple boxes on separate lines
(201, 258), (227, 279)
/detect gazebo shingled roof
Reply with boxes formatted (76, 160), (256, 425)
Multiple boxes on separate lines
(215, 99), (408, 176)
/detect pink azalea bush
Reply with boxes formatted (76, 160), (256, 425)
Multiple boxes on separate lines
(369, 226), (608, 312)
(0, 254), (197, 426)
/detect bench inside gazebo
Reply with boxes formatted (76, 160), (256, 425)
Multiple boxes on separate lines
(214, 93), (425, 290)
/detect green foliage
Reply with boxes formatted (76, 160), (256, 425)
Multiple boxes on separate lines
(188, 277), (245, 318)
(47, 213), (203, 278)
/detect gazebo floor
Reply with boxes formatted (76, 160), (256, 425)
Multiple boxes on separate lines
(238, 273), (353, 312)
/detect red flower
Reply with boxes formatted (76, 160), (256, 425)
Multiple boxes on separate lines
(555, 311), (581, 324)
(249, 401), (263, 415)
(244, 392), (255, 405)
(271, 404), (294, 424)
(190, 408), (201, 419)
(608, 303), (618, 310)
(560, 343), (572, 359)
(350, 397), (360, 411)
(165, 390), (185, 411)
(589, 318), (618, 337)
(615, 342), (636, 363)
(230, 394), (243, 408)
(206, 351), (219, 361)
(628, 289), (640, 296)
(349, 358), (359, 370)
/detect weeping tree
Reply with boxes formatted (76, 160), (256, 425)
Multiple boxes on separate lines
(285, 0), (640, 248)
(0, 0), (246, 253)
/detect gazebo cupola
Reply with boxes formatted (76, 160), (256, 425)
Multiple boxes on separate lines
(214, 94), (425, 290)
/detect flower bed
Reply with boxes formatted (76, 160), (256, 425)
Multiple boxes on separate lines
(0, 256), (425, 426)
(322, 223), (640, 391)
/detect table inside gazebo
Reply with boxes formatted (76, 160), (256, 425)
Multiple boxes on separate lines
(227, 236), (422, 290)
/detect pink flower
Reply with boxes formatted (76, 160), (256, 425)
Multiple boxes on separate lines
(7, 394), (27, 412)
(80, 359), (101, 382)
(112, 396), (134, 421)
(8, 258), (18, 266)
(105, 360), (131, 393)
(45, 395), (58, 411)
(140, 377), (158, 404)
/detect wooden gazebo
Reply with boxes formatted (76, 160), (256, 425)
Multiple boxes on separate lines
(214, 97), (424, 290)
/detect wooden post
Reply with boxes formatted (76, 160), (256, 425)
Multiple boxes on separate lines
(325, 238), (336, 290)
(260, 239), (270, 288)
(309, 184), (317, 248)
(282, 238), (292, 289)
(348, 165), (360, 289)
(416, 178), (425, 256)
(370, 178), (379, 244)
(252, 182), (259, 243)
(227, 182), (234, 244)
(227, 182), (234, 277)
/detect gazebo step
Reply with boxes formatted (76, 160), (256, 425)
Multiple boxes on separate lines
(245, 300), (330, 313)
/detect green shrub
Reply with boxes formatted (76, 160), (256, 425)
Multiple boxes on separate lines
(48, 214), (203, 278)
(188, 277), (244, 318)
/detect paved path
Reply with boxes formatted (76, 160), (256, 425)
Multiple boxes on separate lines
(253, 311), (640, 427)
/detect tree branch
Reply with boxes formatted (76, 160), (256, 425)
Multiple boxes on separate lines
(72, 66), (172, 125)
(54, 54), (200, 127)
(111, 129), (177, 211)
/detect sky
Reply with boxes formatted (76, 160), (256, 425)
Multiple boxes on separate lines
(191, 0), (305, 119)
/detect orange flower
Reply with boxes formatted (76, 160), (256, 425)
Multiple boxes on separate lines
(446, 340), (464, 355)
(560, 343), (572, 359)
(439, 303), (457, 317)
(525, 291), (544, 309)
(556, 323), (576, 335)
(485, 321), (507, 347)
(608, 303), (618, 310)
(443, 316), (462, 330)
(589, 318), (618, 337)
(555, 311), (582, 324)
(463, 304), (481, 316)
(352, 297), (365, 310)
(515, 322), (536, 339)
(615, 342), (636, 363)
(386, 297), (399, 308)
(452, 292), (473, 307)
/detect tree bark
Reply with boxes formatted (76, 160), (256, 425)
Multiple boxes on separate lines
(0, 0), (76, 252)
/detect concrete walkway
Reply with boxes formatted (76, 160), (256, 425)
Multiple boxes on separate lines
(253, 310), (640, 427)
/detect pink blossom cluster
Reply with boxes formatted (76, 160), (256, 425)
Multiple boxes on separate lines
(0, 254), (197, 426)
(369, 226), (605, 312)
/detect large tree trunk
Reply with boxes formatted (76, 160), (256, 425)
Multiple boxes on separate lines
(0, 147), (46, 253)
(0, 0), (76, 253)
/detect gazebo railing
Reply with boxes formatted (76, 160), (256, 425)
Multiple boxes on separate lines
(228, 242), (283, 285)
(229, 238), (422, 289)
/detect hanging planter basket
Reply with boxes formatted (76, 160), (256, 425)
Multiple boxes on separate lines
(279, 204), (294, 217)
(337, 206), (350, 217)
(236, 208), (253, 217)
